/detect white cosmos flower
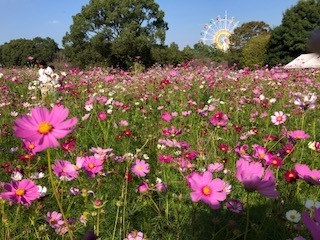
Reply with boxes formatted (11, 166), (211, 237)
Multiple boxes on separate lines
(305, 199), (320, 210)
(286, 210), (301, 223)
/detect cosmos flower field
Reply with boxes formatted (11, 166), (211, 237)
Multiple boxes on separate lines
(0, 62), (319, 240)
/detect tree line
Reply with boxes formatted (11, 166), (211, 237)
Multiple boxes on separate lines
(0, 0), (319, 69)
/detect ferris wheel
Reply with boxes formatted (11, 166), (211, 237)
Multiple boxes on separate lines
(199, 12), (239, 52)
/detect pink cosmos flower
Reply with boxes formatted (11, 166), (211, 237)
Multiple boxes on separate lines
(132, 159), (150, 177)
(97, 111), (107, 121)
(236, 158), (279, 198)
(136, 182), (149, 193)
(271, 111), (286, 125)
(302, 208), (320, 240)
(253, 145), (272, 163)
(295, 163), (320, 185)
(13, 105), (78, 152)
(161, 112), (172, 122)
(81, 156), (103, 178)
(0, 179), (40, 205)
(46, 211), (65, 228)
(187, 171), (227, 210)
(22, 140), (42, 154)
(52, 160), (79, 181)
(287, 130), (310, 140)
(209, 111), (228, 127)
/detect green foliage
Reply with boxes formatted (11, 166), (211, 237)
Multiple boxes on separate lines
(0, 37), (58, 67)
(191, 43), (228, 65)
(151, 42), (185, 65)
(266, 0), (320, 66)
(228, 21), (270, 68)
(62, 0), (168, 69)
(241, 34), (270, 68)
(230, 21), (271, 50)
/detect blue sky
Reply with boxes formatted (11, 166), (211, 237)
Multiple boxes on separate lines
(0, 0), (298, 49)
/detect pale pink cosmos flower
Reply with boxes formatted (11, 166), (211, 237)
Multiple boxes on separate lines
(119, 120), (129, 126)
(90, 147), (113, 161)
(302, 208), (320, 240)
(13, 105), (78, 152)
(295, 163), (320, 185)
(124, 231), (145, 240)
(132, 159), (150, 177)
(0, 179), (40, 205)
(187, 171), (227, 210)
(236, 158), (279, 198)
(271, 111), (286, 125)
(207, 163), (224, 173)
(46, 211), (65, 228)
(52, 160), (79, 181)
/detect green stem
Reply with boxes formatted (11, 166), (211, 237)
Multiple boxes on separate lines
(96, 209), (100, 237)
(46, 149), (74, 240)
(112, 202), (121, 240)
(13, 204), (21, 230)
(244, 192), (250, 240)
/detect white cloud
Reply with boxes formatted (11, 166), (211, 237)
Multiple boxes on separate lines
(49, 20), (59, 24)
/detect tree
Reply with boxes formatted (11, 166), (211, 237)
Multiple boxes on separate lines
(62, 0), (168, 69)
(0, 38), (58, 67)
(230, 21), (270, 50)
(266, 0), (320, 66)
(241, 34), (270, 68)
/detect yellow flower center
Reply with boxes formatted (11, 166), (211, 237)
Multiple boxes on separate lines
(276, 116), (283, 122)
(288, 173), (295, 178)
(137, 166), (143, 171)
(28, 144), (35, 149)
(259, 153), (265, 159)
(15, 188), (25, 196)
(38, 122), (53, 134)
(202, 186), (211, 196)
(88, 163), (95, 169)
(290, 215), (296, 220)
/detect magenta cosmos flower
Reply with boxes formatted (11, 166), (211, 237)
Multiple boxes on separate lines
(13, 105), (78, 152)
(302, 208), (320, 240)
(295, 163), (320, 185)
(209, 111), (229, 127)
(132, 159), (150, 177)
(0, 179), (40, 205)
(236, 158), (279, 198)
(187, 171), (227, 210)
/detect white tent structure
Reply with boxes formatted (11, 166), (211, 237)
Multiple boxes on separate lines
(284, 53), (320, 69)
